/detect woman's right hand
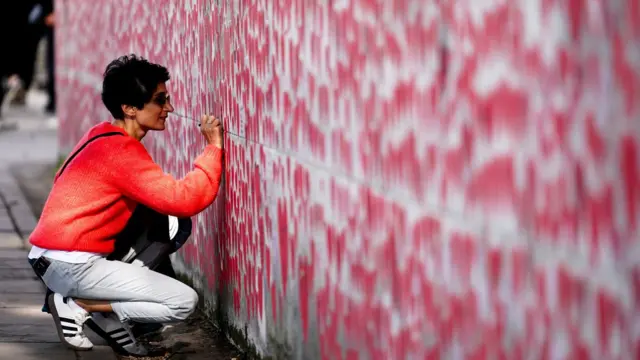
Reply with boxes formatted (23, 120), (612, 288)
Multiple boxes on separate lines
(200, 115), (224, 149)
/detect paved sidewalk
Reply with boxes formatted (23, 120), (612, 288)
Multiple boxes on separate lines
(0, 180), (118, 360)
(0, 96), (116, 359)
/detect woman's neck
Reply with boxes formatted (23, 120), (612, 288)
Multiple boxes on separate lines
(111, 119), (147, 141)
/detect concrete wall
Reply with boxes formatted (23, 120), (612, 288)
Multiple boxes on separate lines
(55, 0), (640, 359)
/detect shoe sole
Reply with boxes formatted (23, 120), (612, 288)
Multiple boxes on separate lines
(47, 293), (93, 351)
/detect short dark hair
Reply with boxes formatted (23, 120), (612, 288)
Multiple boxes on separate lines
(101, 54), (170, 119)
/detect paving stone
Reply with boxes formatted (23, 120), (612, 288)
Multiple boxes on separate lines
(12, 207), (37, 235)
(0, 303), (60, 344)
(0, 216), (12, 232)
(0, 233), (23, 249)
(0, 249), (28, 259)
(77, 345), (117, 360)
(0, 268), (37, 280)
(0, 323), (59, 343)
(0, 256), (31, 268)
(0, 305), (53, 325)
(0, 342), (75, 360)
(0, 279), (44, 294)
(0, 258), (35, 279)
(0, 166), (39, 238)
(0, 293), (45, 309)
(0, 215), (15, 232)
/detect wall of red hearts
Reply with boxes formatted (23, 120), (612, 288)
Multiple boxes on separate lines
(55, 0), (640, 358)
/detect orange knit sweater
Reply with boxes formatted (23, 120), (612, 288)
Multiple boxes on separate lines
(29, 122), (223, 254)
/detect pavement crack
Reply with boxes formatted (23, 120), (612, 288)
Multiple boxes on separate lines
(0, 190), (25, 241)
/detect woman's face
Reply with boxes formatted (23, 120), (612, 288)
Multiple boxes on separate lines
(136, 83), (174, 131)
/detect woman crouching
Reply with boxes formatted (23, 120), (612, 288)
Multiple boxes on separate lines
(27, 54), (223, 357)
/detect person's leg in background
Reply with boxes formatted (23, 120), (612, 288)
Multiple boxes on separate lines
(45, 26), (55, 113)
(0, 2), (23, 119)
(0, 45), (22, 124)
(0, 64), (6, 119)
(11, 1), (43, 105)
(13, 30), (43, 105)
(35, 0), (56, 113)
(24, 1), (45, 92)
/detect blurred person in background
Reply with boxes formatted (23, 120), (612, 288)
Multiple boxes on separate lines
(0, 1), (56, 116)
(11, 0), (51, 106)
(42, 0), (56, 113)
(27, 0), (56, 113)
(0, 2), (32, 118)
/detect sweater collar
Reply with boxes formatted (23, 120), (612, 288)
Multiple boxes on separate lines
(95, 121), (129, 136)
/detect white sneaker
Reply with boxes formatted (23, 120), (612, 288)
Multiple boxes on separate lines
(47, 293), (93, 351)
(1, 75), (21, 111)
(86, 313), (149, 356)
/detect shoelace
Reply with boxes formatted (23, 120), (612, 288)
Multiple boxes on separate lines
(73, 311), (91, 338)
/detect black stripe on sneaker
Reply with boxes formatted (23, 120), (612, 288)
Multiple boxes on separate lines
(108, 328), (127, 336)
(118, 339), (134, 347)
(61, 325), (77, 332)
(85, 319), (128, 353)
(113, 333), (130, 342)
(59, 317), (77, 325)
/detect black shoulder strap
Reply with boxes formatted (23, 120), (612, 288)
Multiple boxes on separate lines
(56, 131), (124, 180)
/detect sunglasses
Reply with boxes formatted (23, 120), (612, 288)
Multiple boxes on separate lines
(153, 93), (171, 106)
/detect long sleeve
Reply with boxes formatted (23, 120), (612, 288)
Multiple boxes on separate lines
(106, 138), (224, 217)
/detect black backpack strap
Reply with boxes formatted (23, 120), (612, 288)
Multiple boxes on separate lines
(56, 131), (124, 181)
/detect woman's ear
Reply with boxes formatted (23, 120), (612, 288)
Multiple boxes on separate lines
(121, 104), (137, 119)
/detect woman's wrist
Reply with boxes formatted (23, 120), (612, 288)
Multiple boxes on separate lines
(207, 141), (223, 149)
(203, 144), (223, 157)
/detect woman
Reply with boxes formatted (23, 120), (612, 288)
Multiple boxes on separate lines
(27, 54), (224, 357)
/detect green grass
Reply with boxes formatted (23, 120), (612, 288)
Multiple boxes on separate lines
(53, 155), (65, 175)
